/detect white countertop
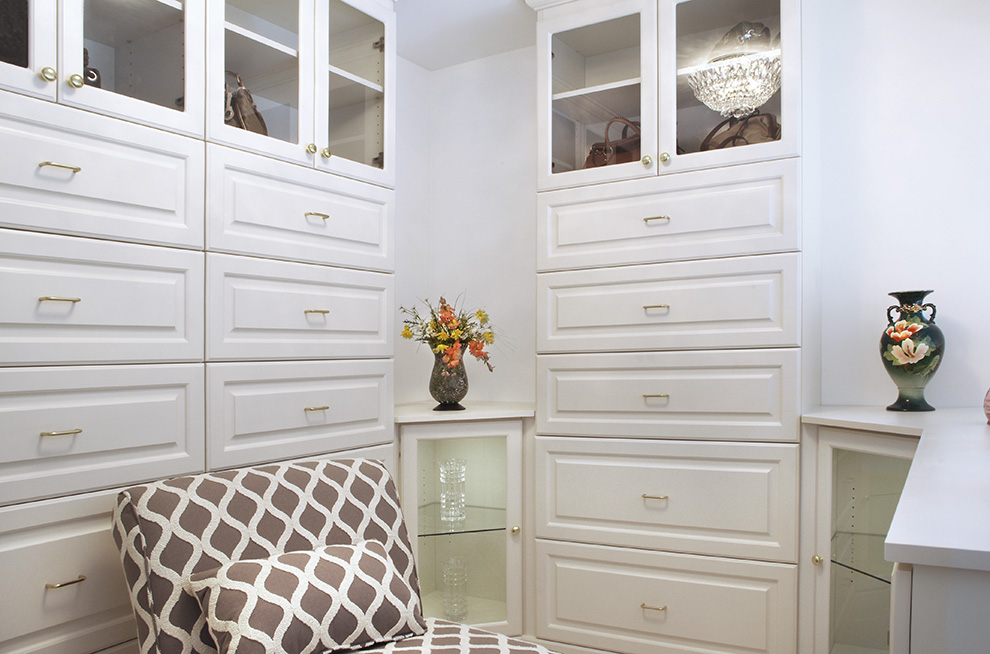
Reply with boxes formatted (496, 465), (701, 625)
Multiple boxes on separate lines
(394, 401), (535, 424)
(803, 406), (990, 571)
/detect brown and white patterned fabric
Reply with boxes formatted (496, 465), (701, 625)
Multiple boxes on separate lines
(113, 459), (420, 654)
(363, 620), (555, 654)
(184, 541), (426, 654)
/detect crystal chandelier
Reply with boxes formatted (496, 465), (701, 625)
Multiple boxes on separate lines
(683, 22), (781, 119)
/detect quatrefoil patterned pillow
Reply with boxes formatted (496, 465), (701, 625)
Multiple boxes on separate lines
(184, 540), (427, 654)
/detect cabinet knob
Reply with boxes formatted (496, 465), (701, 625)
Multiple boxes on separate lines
(306, 143), (318, 154)
(68, 73), (85, 88)
(511, 525), (521, 535)
(812, 555), (825, 566)
(658, 152), (671, 163)
(321, 147), (332, 158)
(641, 155), (653, 167)
(40, 67), (57, 82)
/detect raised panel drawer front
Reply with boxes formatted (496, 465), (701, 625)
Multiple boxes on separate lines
(0, 489), (136, 654)
(536, 437), (798, 562)
(207, 144), (393, 271)
(537, 349), (799, 441)
(536, 540), (797, 654)
(0, 93), (205, 248)
(537, 252), (799, 352)
(207, 253), (393, 360)
(537, 159), (799, 271)
(0, 364), (206, 506)
(207, 360), (394, 469)
(0, 230), (205, 365)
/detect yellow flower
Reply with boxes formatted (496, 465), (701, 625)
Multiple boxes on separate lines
(437, 331), (450, 342)
(434, 343), (449, 353)
(483, 331), (494, 344)
(476, 310), (489, 324)
(401, 325), (413, 339)
(451, 329), (463, 340)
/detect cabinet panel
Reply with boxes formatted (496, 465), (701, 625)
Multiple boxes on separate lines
(537, 252), (799, 352)
(207, 144), (392, 271)
(536, 540), (797, 654)
(0, 94), (205, 248)
(537, 437), (798, 561)
(0, 364), (205, 506)
(0, 230), (205, 366)
(537, 159), (798, 271)
(538, 348), (799, 441)
(207, 359), (393, 469)
(0, 489), (136, 654)
(206, 252), (392, 360)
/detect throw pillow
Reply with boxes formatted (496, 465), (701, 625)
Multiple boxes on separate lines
(184, 540), (426, 654)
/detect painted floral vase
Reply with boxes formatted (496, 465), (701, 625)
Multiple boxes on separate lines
(429, 351), (468, 411)
(880, 290), (944, 411)
(984, 388), (990, 425)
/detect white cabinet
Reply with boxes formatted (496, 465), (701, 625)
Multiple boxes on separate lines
(206, 0), (396, 187)
(396, 406), (530, 637)
(532, 0), (799, 190)
(0, 0), (205, 136)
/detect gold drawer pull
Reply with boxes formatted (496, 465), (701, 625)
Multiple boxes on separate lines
(304, 309), (330, 315)
(41, 428), (83, 437)
(643, 394), (669, 399)
(643, 304), (670, 310)
(641, 603), (667, 612)
(305, 212), (330, 220)
(643, 215), (670, 223)
(39, 161), (82, 173)
(304, 406), (330, 412)
(46, 575), (86, 589)
(642, 494), (669, 501)
(39, 296), (81, 303)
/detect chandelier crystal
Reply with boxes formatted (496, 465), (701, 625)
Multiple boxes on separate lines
(684, 22), (781, 119)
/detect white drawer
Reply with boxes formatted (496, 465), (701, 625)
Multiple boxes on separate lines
(537, 252), (799, 352)
(0, 230), (205, 366)
(538, 159), (798, 271)
(0, 364), (206, 506)
(206, 253), (393, 360)
(207, 144), (393, 272)
(207, 360), (394, 469)
(536, 540), (796, 654)
(0, 94), (204, 249)
(0, 489), (136, 654)
(537, 349), (800, 441)
(536, 437), (798, 562)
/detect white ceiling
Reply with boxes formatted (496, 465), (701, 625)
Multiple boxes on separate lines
(395, 0), (537, 71)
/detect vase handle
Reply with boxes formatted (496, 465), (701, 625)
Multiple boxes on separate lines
(887, 305), (900, 325)
(923, 303), (937, 321)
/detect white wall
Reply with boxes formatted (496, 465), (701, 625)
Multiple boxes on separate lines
(816, 0), (990, 408)
(394, 48), (538, 406)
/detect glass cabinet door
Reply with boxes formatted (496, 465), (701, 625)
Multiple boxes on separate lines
(208, 0), (315, 164)
(662, 0), (797, 172)
(399, 419), (522, 635)
(0, 0), (57, 100)
(316, 0), (394, 186)
(813, 428), (916, 654)
(62, 0), (205, 135)
(537, 0), (658, 190)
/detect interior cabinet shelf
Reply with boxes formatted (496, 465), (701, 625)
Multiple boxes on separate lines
(552, 79), (641, 126)
(417, 504), (507, 538)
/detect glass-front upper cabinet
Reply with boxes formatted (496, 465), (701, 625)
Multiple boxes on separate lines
(533, 0), (797, 189)
(0, 0), (205, 136)
(208, 0), (395, 188)
(537, 0), (658, 190)
(809, 427), (916, 654)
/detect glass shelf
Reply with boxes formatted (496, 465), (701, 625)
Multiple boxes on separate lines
(418, 504), (506, 539)
(831, 532), (893, 586)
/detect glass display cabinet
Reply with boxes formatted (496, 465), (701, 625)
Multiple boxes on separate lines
(535, 0), (798, 189)
(208, 0), (394, 186)
(810, 427), (917, 654)
(0, 0), (205, 135)
(398, 414), (523, 636)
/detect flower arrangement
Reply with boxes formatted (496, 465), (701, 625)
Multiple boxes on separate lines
(400, 297), (495, 372)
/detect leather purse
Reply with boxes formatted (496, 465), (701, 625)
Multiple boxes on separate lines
(224, 72), (268, 136)
(583, 117), (641, 168)
(700, 112), (780, 150)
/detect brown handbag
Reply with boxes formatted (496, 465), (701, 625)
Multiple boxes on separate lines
(583, 117), (641, 168)
(225, 72), (268, 136)
(700, 112), (780, 150)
